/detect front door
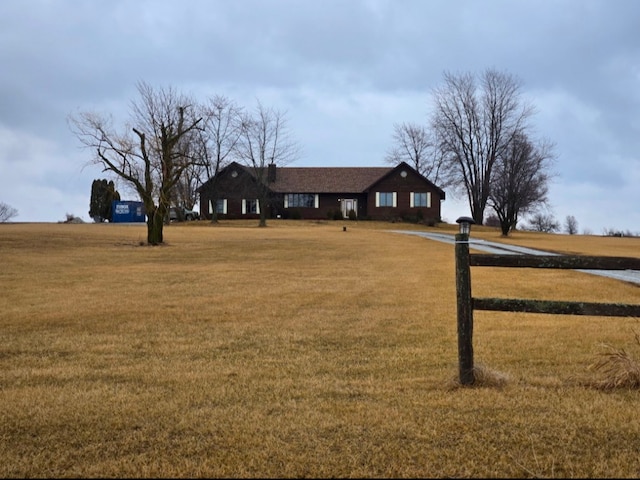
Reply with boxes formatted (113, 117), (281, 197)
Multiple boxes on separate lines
(342, 199), (357, 218)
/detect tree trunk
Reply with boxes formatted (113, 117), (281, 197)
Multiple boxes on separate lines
(471, 199), (484, 226)
(146, 208), (165, 245)
(258, 198), (268, 227)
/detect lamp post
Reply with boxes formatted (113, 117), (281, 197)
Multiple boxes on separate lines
(455, 216), (475, 385)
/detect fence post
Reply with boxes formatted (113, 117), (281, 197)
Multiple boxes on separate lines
(455, 217), (475, 385)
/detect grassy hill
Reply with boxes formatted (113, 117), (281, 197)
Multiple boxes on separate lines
(1, 220), (639, 477)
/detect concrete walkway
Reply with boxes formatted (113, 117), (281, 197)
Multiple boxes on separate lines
(391, 230), (640, 286)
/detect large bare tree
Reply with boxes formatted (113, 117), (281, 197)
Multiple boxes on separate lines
(69, 81), (202, 245)
(489, 133), (555, 236)
(235, 101), (300, 227)
(385, 122), (453, 189)
(431, 69), (533, 225)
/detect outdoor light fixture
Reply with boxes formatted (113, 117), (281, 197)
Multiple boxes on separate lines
(456, 216), (475, 236)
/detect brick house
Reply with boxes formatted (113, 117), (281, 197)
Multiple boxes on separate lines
(197, 161), (445, 222)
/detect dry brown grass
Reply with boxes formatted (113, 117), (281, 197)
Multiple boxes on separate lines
(1, 220), (640, 478)
(580, 330), (640, 390)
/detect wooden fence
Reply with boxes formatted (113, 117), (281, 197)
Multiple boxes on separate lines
(455, 232), (640, 385)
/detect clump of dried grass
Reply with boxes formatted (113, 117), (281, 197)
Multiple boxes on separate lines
(583, 329), (640, 390)
(473, 363), (511, 387)
(448, 363), (511, 389)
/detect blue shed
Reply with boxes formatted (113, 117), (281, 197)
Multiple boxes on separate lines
(111, 201), (146, 223)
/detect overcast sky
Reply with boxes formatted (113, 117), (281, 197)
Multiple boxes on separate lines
(1, 0), (639, 234)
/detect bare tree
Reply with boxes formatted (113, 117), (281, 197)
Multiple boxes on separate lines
(430, 69), (533, 225)
(235, 101), (300, 227)
(170, 95), (244, 218)
(69, 81), (202, 245)
(385, 122), (453, 188)
(172, 129), (206, 212)
(489, 133), (555, 236)
(199, 96), (244, 222)
(527, 212), (559, 233)
(0, 202), (18, 222)
(565, 215), (579, 235)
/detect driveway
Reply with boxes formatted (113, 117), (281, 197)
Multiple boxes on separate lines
(391, 230), (640, 286)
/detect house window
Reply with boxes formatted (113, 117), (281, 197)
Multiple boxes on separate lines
(411, 192), (431, 208)
(242, 199), (260, 214)
(376, 192), (397, 207)
(215, 199), (227, 214)
(209, 199), (228, 214)
(285, 194), (317, 208)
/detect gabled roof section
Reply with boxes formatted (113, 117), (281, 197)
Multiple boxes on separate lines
(196, 161), (254, 192)
(270, 167), (392, 193)
(366, 161), (446, 199)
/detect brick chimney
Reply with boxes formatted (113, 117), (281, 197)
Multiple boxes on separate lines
(267, 163), (276, 183)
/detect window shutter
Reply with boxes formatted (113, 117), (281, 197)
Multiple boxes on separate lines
(242, 199), (246, 214)
(256, 199), (260, 215)
(427, 192), (431, 208)
(410, 192), (414, 208)
(375, 192), (380, 207)
(208, 200), (213, 214)
(392, 192), (397, 208)
(284, 195), (289, 209)
(314, 194), (319, 208)
(223, 199), (227, 214)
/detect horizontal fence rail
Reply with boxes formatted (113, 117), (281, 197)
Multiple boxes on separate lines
(473, 298), (640, 317)
(469, 254), (640, 270)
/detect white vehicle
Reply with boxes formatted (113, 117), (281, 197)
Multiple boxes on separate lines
(169, 206), (199, 221)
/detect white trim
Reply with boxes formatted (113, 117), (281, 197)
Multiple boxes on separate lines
(427, 192), (431, 208)
(375, 192), (380, 207)
(209, 200), (213, 214)
(223, 199), (228, 214)
(410, 192), (414, 208)
(255, 199), (260, 215)
(314, 194), (319, 208)
(284, 195), (289, 209)
(242, 199), (246, 214)
(392, 192), (397, 208)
